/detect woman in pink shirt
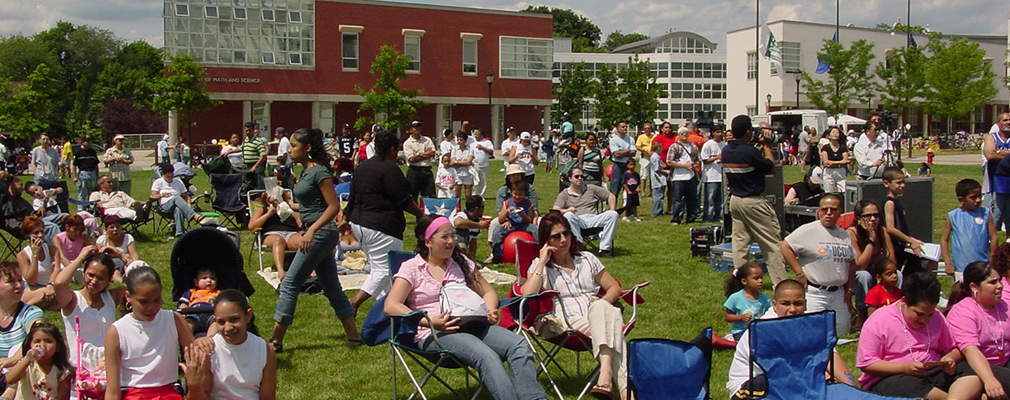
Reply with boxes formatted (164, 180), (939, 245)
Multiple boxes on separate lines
(946, 261), (1010, 399)
(856, 272), (982, 398)
(991, 243), (1010, 304)
(384, 215), (547, 400)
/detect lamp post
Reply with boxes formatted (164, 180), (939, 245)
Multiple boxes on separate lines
(794, 73), (802, 108)
(486, 73), (494, 142)
(766, 93), (772, 113)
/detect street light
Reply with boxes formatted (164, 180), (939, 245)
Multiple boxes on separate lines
(794, 72), (802, 108)
(486, 73), (494, 141)
(766, 93), (772, 113)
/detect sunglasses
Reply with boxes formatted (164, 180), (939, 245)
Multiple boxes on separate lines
(550, 230), (572, 240)
(819, 207), (840, 213)
(861, 213), (881, 219)
(570, 174), (584, 179)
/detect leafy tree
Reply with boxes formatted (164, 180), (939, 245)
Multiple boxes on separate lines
(553, 62), (595, 126)
(874, 46), (926, 130)
(0, 34), (57, 81)
(593, 65), (624, 130)
(603, 31), (650, 52)
(521, 6), (602, 52)
(619, 56), (660, 128)
(151, 55), (221, 143)
(801, 39), (876, 116)
(354, 45), (427, 132)
(921, 33), (998, 133)
(93, 41), (165, 139)
(0, 64), (60, 139)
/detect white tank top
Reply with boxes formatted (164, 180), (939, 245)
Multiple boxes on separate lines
(61, 290), (115, 365)
(20, 245), (52, 286)
(210, 332), (267, 400)
(113, 309), (179, 388)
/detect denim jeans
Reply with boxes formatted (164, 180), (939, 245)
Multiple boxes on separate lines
(159, 197), (196, 236)
(702, 182), (723, 223)
(996, 193), (1010, 233)
(609, 162), (627, 196)
(421, 326), (548, 400)
(274, 228), (354, 325)
(651, 185), (666, 217)
(670, 177), (700, 223)
(76, 170), (98, 204)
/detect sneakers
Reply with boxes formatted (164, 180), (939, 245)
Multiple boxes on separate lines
(634, 217), (642, 222)
(622, 216), (630, 222)
(598, 250), (613, 258)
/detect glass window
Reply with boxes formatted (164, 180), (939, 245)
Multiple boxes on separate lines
(289, 53), (302, 65)
(234, 7), (247, 19)
(404, 36), (420, 72)
(499, 36), (554, 79)
(262, 52), (275, 63)
(175, 4), (189, 16)
(261, 9), (275, 21)
(205, 6), (218, 18)
(780, 41), (802, 74)
(289, 11), (302, 23)
(235, 50), (246, 63)
(747, 52), (757, 80)
(342, 33), (358, 70)
(462, 39), (477, 74)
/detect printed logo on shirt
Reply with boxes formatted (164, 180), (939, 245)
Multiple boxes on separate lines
(816, 243), (855, 264)
(976, 217), (985, 225)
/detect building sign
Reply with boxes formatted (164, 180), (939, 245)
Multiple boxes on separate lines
(203, 77), (261, 84)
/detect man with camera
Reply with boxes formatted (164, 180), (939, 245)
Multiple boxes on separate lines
(722, 115), (787, 285)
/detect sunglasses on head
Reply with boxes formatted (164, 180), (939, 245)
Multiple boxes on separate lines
(550, 230), (572, 240)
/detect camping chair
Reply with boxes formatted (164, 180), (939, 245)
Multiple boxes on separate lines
(748, 311), (836, 400)
(628, 328), (713, 400)
(38, 181), (70, 214)
(0, 227), (22, 259)
(193, 173), (247, 229)
(120, 200), (154, 235)
(246, 189), (296, 273)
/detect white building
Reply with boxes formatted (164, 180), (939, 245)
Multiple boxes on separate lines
(726, 20), (1009, 133)
(553, 31), (727, 130)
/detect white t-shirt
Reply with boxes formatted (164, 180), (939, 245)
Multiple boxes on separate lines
(220, 145), (243, 168)
(471, 139), (494, 167)
(798, 131), (810, 153)
(151, 177), (187, 206)
(784, 221), (855, 287)
(501, 138), (520, 166)
(276, 137), (291, 162)
(700, 140), (726, 183)
(514, 145), (535, 176)
(436, 167), (457, 198)
(210, 332), (268, 400)
(439, 140), (455, 156)
(97, 233), (135, 272)
(450, 209), (478, 236)
(451, 147), (473, 178)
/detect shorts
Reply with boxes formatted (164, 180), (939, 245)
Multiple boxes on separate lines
(122, 385), (183, 400)
(731, 376), (768, 399)
(456, 175), (474, 185)
(868, 361), (976, 398)
(406, 166), (435, 197)
(264, 230), (297, 242)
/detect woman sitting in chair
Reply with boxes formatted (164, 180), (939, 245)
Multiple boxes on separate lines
(521, 211), (627, 400)
(248, 191), (301, 281)
(385, 214), (548, 400)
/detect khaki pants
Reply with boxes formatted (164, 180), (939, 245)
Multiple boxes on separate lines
(729, 195), (787, 285)
(535, 301), (628, 391)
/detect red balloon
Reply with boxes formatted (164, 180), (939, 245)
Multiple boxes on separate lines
(605, 164), (614, 179)
(501, 231), (535, 264)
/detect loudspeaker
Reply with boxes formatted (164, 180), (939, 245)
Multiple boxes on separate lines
(723, 164), (785, 239)
(844, 177), (934, 242)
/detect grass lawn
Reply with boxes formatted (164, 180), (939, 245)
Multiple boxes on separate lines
(36, 158), (979, 399)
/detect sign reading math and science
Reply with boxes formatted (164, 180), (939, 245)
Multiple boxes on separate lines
(203, 77), (261, 84)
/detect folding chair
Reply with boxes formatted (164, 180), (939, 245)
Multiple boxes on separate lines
(628, 328), (713, 400)
(0, 227), (23, 259)
(246, 189), (295, 273)
(579, 227), (605, 252)
(748, 311), (836, 400)
(193, 173), (247, 229)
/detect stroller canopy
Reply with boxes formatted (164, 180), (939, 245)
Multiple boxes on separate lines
(171, 227), (254, 301)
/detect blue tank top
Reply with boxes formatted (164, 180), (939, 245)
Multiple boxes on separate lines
(985, 132), (1010, 190)
(948, 206), (990, 272)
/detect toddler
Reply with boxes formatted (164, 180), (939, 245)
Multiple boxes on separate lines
(450, 195), (491, 260)
(621, 159), (641, 222)
(864, 256), (902, 316)
(491, 183), (535, 263)
(178, 268), (221, 336)
(723, 263), (772, 341)
(5, 323), (73, 400)
(435, 154), (457, 199)
(917, 162), (930, 177)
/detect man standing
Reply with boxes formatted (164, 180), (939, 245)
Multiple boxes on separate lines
(797, 126), (810, 172)
(71, 136), (100, 203)
(635, 123), (654, 195)
(781, 194), (856, 335)
(982, 112), (1010, 232)
(700, 127), (726, 223)
(104, 134), (134, 195)
(241, 121), (268, 187)
(853, 121), (887, 180)
(608, 121), (636, 196)
(403, 121), (437, 203)
(500, 127), (520, 171)
(667, 127), (701, 224)
(156, 134), (170, 164)
(275, 127), (290, 165)
(31, 134), (60, 184)
(337, 124), (358, 161)
(723, 115), (787, 285)
(471, 129), (494, 196)
(553, 166), (619, 258)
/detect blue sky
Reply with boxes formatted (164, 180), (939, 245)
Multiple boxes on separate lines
(1, 0), (1007, 49)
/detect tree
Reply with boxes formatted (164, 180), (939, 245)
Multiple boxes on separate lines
(801, 39), (876, 116)
(603, 31), (650, 52)
(874, 46), (926, 131)
(553, 62), (595, 126)
(151, 54), (221, 143)
(921, 34), (998, 133)
(593, 65), (623, 130)
(619, 56), (660, 128)
(93, 41), (165, 139)
(0, 64), (59, 139)
(521, 6), (603, 52)
(0, 34), (57, 82)
(354, 45), (427, 132)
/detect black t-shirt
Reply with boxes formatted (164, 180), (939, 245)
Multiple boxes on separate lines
(345, 156), (413, 240)
(790, 181), (825, 206)
(722, 140), (774, 197)
(820, 142), (848, 162)
(337, 136), (357, 159)
(72, 145), (99, 172)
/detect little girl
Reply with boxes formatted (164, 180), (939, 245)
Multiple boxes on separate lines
(723, 263), (772, 341)
(621, 158), (641, 222)
(435, 154), (457, 199)
(105, 266), (194, 400)
(53, 215), (93, 269)
(917, 162), (931, 177)
(864, 256), (902, 316)
(6, 322), (73, 400)
(184, 289), (276, 400)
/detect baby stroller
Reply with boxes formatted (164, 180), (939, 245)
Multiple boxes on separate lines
(171, 227), (255, 336)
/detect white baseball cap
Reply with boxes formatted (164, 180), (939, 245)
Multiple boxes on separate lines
(520, 132), (531, 140)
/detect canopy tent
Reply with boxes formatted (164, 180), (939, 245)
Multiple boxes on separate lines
(827, 114), (866, 127)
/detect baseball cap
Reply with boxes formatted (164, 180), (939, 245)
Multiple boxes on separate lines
(506, 127), (516, 133)
(520, 132), (531, 140)
(113, 134), (126, 141)
(410, 121), (422, 128)
(809, 166), (824, 185)
(342, 123), (351, 130)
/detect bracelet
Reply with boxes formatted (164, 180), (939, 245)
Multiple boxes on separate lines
(531, 270), (544, 277)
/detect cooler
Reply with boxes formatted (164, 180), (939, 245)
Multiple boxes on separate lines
(708, 242), (767, 273)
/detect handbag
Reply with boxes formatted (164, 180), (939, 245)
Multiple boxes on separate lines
(439, 281), (490, 334)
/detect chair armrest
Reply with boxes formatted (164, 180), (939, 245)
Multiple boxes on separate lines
(620, 281), (650, 305)
(516, 290), (559, 327)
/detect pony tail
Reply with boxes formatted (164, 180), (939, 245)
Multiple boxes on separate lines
(946, 280), (970, 314)
(725, 266), (746, 298)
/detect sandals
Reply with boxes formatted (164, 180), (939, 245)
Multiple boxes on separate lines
(590, 383), (614, 400)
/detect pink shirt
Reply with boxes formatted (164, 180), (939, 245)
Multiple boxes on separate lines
(856, 301), (956, 389)
(393, 254), (475, 343)
(946, 297), (1010, 366)
(55, 231), (85, 261)
(1001, 277), (1010, 304)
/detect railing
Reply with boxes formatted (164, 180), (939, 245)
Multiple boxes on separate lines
(119, 133), (165, 151)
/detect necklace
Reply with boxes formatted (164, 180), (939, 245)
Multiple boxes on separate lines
(975, 299), (1006, 355)
(898, 302), (931, 362)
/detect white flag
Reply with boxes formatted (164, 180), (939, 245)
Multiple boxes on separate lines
(763, 27), (784, 76)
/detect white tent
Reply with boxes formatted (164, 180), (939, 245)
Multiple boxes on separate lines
(827, 114), (866, 127)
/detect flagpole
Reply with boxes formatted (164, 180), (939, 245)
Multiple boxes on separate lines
(756, 0), (760, 115)
(835, 0), (840, 105)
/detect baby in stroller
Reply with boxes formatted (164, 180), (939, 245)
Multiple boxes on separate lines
(177, 268), (221, 336)
(171, 228), (254, 338)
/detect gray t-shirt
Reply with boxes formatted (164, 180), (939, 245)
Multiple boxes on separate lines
(553, 184), (611, 215)
(784, 221), (854, 287)
(294, 165), (336, 231)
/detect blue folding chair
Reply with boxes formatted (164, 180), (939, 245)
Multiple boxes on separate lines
(749, 311), (836, 400)
(628, 328), (713, 400)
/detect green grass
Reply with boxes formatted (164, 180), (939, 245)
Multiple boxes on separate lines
(38, 160), (979, 399)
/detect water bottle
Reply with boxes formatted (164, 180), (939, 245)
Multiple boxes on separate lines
(26, 347), (44, 361)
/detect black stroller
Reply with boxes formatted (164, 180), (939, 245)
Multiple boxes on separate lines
(171, 227), (255, 336)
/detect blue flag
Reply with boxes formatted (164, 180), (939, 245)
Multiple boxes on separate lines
(815, 32), (838, 74)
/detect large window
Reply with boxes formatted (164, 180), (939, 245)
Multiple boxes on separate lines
(342, 33), (358, 70)
(500, 36), (553, 79)
(404, 36), (421, 72)
(747, 52), (757, 80)
(780, 41), (801, 74)
(462, 39), (478, 74)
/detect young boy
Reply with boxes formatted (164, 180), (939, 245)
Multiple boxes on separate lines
(650, 142), (670, 217)
(435, 153), (457, 199)
(940, 178), (997, 281)
(178, 268), (221, 335)
(622, 158), (642, 222)
(24, 181), (62, 216)
(727, 280), (856, 399)
(272, 155), (293, 189)
(491, 183), (536, 263)
(882, 167), (935, 277)
(451, 195), (492, 260)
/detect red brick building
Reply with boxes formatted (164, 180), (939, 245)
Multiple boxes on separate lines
(163, 0), (555, 145)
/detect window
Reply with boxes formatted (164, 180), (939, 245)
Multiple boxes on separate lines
(462, 39), (477, 74)
(289, 11), (302, 23)
(780, 41), (801, 74)
(404, 36), (420, 72)
(234, 7), (247, 19)
(175, 4), (189, 16)
(205, 6), (218, 18)
(262, 52), (275, 64)
(342, 33), (358, 69)
(261, 9), (275, 21)
(747, 52), (757, 80)
(289, 53), (302, 65)
(234, 51), (246, 63)
(499, 36), (554, 79)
